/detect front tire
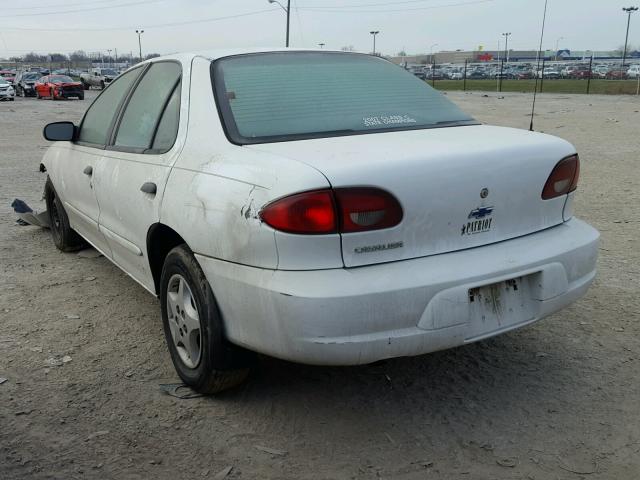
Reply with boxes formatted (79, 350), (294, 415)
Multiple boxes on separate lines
(44, 178), (86, 252)
(160, 245), (251, 394)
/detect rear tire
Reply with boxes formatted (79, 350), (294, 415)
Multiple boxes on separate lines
(82, 82), (89, 90)
(100, 81), (105, 89)
(44, 177), (86, 252)
(160, 245), (252, 394)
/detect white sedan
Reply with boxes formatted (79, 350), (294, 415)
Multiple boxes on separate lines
(0, 77), (15, 101)
(40, 49), (599, 393)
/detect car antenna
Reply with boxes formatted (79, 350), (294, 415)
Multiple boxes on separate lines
(529, 0), (549, 132)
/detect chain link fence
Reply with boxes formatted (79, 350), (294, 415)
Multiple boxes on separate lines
(411, 57), (640, 95)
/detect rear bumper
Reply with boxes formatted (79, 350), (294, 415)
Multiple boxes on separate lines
(197, 218), (599, 365)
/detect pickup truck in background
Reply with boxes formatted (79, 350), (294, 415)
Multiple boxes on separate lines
(79, 68), (118, 89)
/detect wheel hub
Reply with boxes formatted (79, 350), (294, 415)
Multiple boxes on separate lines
(166, 274), (202, 369)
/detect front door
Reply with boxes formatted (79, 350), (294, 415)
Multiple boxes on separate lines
(66, 65), (147, 256)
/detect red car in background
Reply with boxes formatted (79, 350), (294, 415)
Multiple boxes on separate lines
(35, 75), (84, 100)
(606, 68), (628, 80)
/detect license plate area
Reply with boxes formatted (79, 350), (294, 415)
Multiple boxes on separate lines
(465, 275), (536, 340)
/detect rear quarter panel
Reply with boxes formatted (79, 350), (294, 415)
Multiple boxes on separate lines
(161, 56), (338, 269)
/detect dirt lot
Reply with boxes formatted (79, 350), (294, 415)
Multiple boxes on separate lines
(1, 90), (639, 480)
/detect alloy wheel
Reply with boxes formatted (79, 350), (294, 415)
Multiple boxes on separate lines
(166, 274), (202, 369)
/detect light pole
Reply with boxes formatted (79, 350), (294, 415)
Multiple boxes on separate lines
(318, 43), (325, 49)
(107, 49), (112, 68)
(269, 0), (291, 47)
(430, 43), (438, 63)
(555, 36), (564, 60)
(502, 32), (511, 63)
(370, 31), (380, 55)
(135, 29), (144, 62)
(622, 6), (638, 67)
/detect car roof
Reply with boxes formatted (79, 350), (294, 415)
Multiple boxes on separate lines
(145, 47), (351, 65)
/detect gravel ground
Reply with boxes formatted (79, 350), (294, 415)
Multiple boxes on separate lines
(1, 90), (639, 480)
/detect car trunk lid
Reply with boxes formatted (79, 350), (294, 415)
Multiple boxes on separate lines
(248, 125), (575, 267)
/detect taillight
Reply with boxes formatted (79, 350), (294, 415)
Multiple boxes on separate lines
(259, 190), (337, 234)
(260, 187), (403, 234)
(541, 154), (580, 200)
(334, 187), (403, 233)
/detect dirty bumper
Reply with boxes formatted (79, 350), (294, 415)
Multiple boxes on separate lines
(196, 218), (599, 366)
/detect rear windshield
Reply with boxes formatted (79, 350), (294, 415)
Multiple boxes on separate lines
(212, 52), (477, 144)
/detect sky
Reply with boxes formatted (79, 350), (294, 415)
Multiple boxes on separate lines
(0, 0), (637, 59)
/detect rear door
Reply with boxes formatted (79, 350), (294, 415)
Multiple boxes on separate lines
(55, 66), (143, 254)
(93, 61), (184, 292)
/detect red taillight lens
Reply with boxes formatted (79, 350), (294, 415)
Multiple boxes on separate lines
(334, 187), (403, 233)
(541, 154), (580, 200)
(260, 190), (337, 234)
(260, 187), (403, 234)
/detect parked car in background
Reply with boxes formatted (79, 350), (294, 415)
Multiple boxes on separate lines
(408, 65), (426, 80)
(35, 75), (84, 100)
(14, 71), (42, 97)
(79, 68), (118, 89)
(467, 69), (488, 79)
(0, 70), (16, 85)
(626, 64), (640, 78)
(606, 68), (628, 80)
(0, 77), (15, 101)
(425, 69), (444, 80)
(40, 50), (599, 393)
(569, 67), (592, 80)
(538, 68), (561, 79)
(513, 68), (535, 80)
(592, 65), (610, 79)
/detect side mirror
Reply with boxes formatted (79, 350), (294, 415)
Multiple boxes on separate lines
(43, 121), (76, 142)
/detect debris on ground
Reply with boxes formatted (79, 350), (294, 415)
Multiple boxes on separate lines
(214, 466), (233, 479)
(44, 355), (72, 367)
(0, 377), (7, 385)
(11, 199), (50, 228)
(64, 314), (80, 320)
(159, 383), (204, 399)
(496, 458), (518, 468)
(85, 430), (110, 442)
(255, 445), (288, 456)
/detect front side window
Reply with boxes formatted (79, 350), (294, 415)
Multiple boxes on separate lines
(114, 62), (181, 150)
(78, 67), (142, 145)
(212, 52), (477, 144)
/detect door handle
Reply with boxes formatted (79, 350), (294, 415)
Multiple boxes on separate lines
(83, 165), (93, 176)
(140, 182), (157, 195)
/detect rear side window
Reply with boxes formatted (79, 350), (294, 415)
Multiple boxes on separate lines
(213, 52), (477, 144)
(78, 67), (142, 145)
(151, 82), (181, 152)
(114, 62), (181, 151)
